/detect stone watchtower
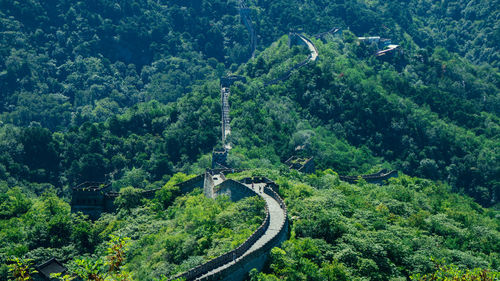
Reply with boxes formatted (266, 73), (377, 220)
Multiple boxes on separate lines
(71, 182), (111, 219)
(212, 148), (228, 169)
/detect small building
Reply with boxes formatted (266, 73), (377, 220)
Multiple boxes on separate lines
(358, 37), (392, 49)
(358, 36), (381, 45)
(35, 258), (67, 280)
(285, 156), (315, 174)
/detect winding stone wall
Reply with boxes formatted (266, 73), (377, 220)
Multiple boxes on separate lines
(208, 185), (288, 281)
(170, 29), (317, 281)
(239, 4), (256, 59)
(170, 180), (288, 281)
(265, 33), (318, 86)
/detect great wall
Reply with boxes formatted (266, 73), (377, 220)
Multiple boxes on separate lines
(264, 33), (319, 86)
(166, 28), (396, 280)
(239, 0), (256, 59)
(166, 174), (288, 281)
(69, 7), (399, 279)
(165, 30), (320, 281)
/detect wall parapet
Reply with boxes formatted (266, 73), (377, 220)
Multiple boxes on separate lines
(170, 179), (289, 281)
(171, 198), (271, 281)
(201, 184), (288, 281)
(240, 177), (279, 193)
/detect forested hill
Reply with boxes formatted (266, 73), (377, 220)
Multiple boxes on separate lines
(252, 0), (500, 68)
(0, 0), (497, 206)
(0, 0), (499, 280)
(228, 34), (499, 207)
(0, 0), (497, 204)
(1, 0), (498, 130)
(0, 0), (250, 130)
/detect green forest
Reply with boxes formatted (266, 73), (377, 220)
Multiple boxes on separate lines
(0, 0), (499, 280)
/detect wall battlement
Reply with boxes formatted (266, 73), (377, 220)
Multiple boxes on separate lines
(71, 182), (161, 219)
(314, 27), (342, 40)
(170, 175), (288, 281)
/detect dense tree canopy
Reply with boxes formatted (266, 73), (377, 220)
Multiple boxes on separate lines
(0, 0), (498, 280)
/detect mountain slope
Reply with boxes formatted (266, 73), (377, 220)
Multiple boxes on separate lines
(227, 34), (499, 206)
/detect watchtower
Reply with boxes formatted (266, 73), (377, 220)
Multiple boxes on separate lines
(220, 75), (246, 88)
(212, 148), (229, 169)
(71, 182), (110, 219)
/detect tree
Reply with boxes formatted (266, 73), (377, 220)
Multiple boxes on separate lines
(410, 258), (500, 281)
(114, 187), (143, 211)
(0, 187), (31, 219)
(52, 236), (132, 281)
(20, 127), (60, 182)
(8, 257), (37, 281)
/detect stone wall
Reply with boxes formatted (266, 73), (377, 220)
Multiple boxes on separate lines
(313, 27), (342, 39)
(240, 177), (279, 193)
(203, 185), (289, 281)
(214, 179), (257, 201)
(203, 172), (215, 199)
(171, 199), (271, 281)
(175, 174), (205, 194)
(239, 5), (256, 59)
(265, 33), (317, 86)
(170, 181), (289, 281)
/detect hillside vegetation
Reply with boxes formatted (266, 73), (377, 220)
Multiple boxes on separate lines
(0, 173), (266, 280)
(0, 0), (499, 280)
(229, 34), (499, 207)
(235, 169), (500, 281)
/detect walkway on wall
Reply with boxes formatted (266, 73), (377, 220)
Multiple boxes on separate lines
(195, 183), (286, 280)
(297, 34), (318, 61)
(171, 181), (287, 281)
(221, 86), (231, 149)
(265, 33), (318, 86)
(239, 0), (256, 59)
